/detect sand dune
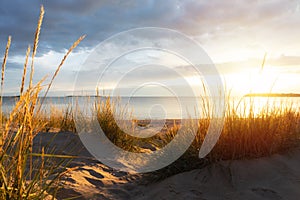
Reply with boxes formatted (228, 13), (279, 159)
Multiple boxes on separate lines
(35, 132), (300, 200)
(133, 149), (300, 200)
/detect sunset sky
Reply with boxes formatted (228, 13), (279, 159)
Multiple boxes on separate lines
(1, 0), (300, 96)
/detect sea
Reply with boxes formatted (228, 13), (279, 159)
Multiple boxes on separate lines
(2, 96), (300, 119)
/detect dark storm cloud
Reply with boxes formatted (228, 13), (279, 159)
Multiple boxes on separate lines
(1, 0), (297, 56)
(0, 0), (182, 56)
(0, 0), (103, 55)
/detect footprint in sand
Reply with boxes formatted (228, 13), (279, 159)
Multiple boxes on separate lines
(85, 168), (105, 179)
(84, 177), (105, 187)
(62, 176), (77, 184)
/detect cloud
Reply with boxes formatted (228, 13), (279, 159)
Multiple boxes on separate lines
(2, 48), (90, 95)
(215, 54), (300, 74)
(1, 0), (300, 95)
(1, 0), (298, 55)
(269, 55), (300, 66)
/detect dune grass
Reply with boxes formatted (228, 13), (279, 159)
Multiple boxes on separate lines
(128, 97), (299, 180)
(30, 92), (299, 182)
(198, 98), (299, 161)
(91, 95), (300, 156)
(0, 5), (84, 199)
(40, 105), (76, 133)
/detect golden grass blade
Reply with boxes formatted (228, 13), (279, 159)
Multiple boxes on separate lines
(29, 5), (44, 88)
(30, 153), (78, 159)
(0, 36), (11, 130)
(259, 52), (267, 74)
(39, 35), (85, 107)
(1, 36), (11, 93)
(3, 77), (47, 138)
(20, 45), (31, 95)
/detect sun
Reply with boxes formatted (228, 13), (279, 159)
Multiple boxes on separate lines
(224, 65), (281, 96)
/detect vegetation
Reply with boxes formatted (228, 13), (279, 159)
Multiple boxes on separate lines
(14, 78), (299, 182)
(0, 5), (84, 199)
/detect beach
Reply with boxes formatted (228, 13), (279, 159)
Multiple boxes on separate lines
(34, 131), (300, 200)
(2, 3), (300, 199)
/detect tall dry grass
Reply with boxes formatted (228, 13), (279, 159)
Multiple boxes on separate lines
(0, 36), (11, 127)
(40, 105), (76, 133)
(139, 97), (300, 180)
(207, 98), (300, 161)
(0, 5), (84, 199)
(94, 96), (149, 152)
(91, 95), (299, 156)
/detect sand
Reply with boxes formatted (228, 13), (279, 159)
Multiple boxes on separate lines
(34, 132), (300, 200)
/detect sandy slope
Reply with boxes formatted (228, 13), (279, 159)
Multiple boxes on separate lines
(133, 149), (300, 200)
(35, 132), (300, 200)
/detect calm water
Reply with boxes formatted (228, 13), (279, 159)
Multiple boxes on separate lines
(2, 96), (300, 119)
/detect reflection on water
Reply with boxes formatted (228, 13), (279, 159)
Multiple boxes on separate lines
(233, 97), (300, 117)
(2, 96), (299, 119)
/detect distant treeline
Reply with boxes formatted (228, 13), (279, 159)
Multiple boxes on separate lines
(245, 93), (300, 97)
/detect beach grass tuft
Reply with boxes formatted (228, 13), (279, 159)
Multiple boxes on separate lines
(0, 5), (84, 199)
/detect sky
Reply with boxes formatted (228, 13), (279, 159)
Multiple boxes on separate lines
(1, 0), (300, 96)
